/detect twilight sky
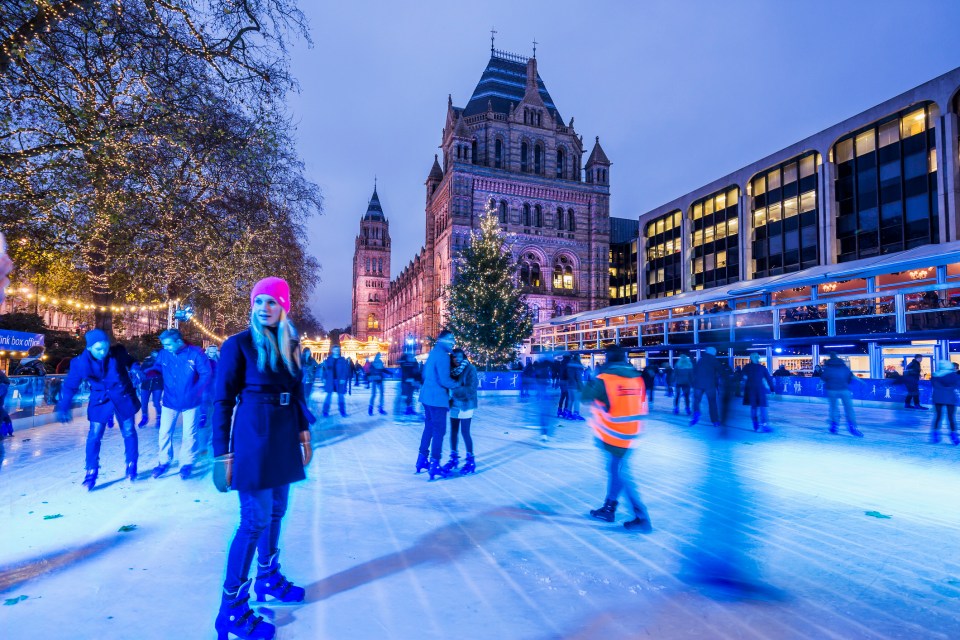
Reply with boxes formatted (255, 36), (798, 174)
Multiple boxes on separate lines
(286, 0), (960, 331)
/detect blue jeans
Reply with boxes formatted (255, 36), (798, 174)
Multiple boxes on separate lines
(140, 388), (161, 422)
(419, 405), (448, 460)
(323, 383), (346, 415)
(606, 448), (648, 519)
(86, 418), (138, 471)
(369, 380), (384, 410)
(223, 484), (290, 592)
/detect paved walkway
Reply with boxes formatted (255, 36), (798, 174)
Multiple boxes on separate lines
(0, 384), (958, 639)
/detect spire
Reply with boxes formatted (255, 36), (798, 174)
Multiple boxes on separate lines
(363, 183), (385, 221)
(586, 136), (610, 166)
(521, 57), (546, 108)
(428, 154), (444, 182)
(452, 113), (472, 140)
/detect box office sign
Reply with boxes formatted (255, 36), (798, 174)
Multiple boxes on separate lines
(0, 330), (45, 350)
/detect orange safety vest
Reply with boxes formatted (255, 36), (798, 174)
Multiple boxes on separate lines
(590, 373), (647, 448)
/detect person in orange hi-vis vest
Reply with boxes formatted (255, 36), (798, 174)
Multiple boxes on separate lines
(582, 345), (653, 532)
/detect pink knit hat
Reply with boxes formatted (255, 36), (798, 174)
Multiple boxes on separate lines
(250, 277), (291, 313)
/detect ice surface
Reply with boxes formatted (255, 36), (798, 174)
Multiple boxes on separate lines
(1, 384), (959, 639)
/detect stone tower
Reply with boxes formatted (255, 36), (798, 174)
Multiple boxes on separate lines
(351, 186), (391, 341)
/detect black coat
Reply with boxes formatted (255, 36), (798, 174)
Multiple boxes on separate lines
(321, 356), (351, 392)
(692, 353), (719, 390)
(903, 360), (922, 393)
(741, 362), (774, 407)
(212, 329), (311, 492)
(931, 372), (960, 406)
(57, 350), (141, 423)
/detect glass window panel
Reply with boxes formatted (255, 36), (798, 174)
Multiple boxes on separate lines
(753, 176), (766, 196)
(800, 190), (816, 213)
(769, 201), (782, 222)
(728, 187), (739, 203)
(929, 148), (938, 173)
(716, 222), (727, 240)
(646, 223), (656, 238)
(706, 254), (715, 271)
(901, 108), (926, 138)
(799, 154), (816, 178)
(656, 219), (665, 234)
(673, 211), (681, 227)
(694, 229), (703, 246)
(856, 130), (876, 156)
(879, 120), (899, 147)
(783, 196), (799, 218)
(715, 192), (727, 210)
(783, 162), (798, 185)
(754, 207), (767, 228)
(704, 225), (715, 243)
(728, 217), (739, 236)
(693, 203), (702, 219)
(716, 250), (727, 268)
(767, 169), (781, 190)
(836, 138), (853, 163)
(705, 198), (715, 215)
(904, 152), (926, 179)
(694, 257), (704, 273)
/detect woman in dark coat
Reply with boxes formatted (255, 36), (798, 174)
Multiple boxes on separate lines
(741, 353), (775, 432)
(56, 329), (141, 489)
(930, 360), (960, 445)
(443, 348), (479, 474)
(212, 277), (314, 640)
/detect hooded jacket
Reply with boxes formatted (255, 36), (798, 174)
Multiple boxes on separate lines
(57, 350), (141, 423)
(151, 344), (212, 410)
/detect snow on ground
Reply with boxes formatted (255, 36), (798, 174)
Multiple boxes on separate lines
(1, 384), (959, 639)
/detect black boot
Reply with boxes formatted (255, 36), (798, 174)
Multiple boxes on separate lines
(82, 469), (97, 491)
(589, 499), (617, 523)
(460, 453), (476, 475)
(126, 462), (137, 482)
(254, 552), (305, 603)
(441, 451), (460, 473)
(428, 458), (449, 480)
(415, 453), (430, 474)
(215, 579), (275, 640)
(624, 513), (653, 533)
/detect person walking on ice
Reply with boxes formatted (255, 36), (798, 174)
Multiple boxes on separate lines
(822, 352), (863, 437)
(583, 345), (653, 532)
(442, 347), (479, 474)
(211, 277), (314, 640)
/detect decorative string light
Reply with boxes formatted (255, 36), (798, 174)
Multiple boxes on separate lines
(8, 285), (167, 313)
(189, 316), (226, 344)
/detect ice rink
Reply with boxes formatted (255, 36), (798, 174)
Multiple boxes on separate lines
(1, 384), (959, 639)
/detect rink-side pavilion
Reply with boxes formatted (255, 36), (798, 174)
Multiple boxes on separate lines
(530, 66), (960, 377)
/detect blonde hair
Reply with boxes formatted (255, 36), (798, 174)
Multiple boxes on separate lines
(250, 308), (301, 376)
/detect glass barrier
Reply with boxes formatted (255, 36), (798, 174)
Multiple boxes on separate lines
(905, 287), (960, 331)
(733, 310), (774, 342)
(3, 375), (86, 431)
(834, 296), (896, 335)
(641, 321), (665, 346)
(779, 303), (828, 339)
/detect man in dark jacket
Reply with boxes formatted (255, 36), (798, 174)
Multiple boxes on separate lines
(822, 353), (862, 437)
(321, 345), (351, 417)
(366, 353), (390, 416)
(398, 348), (421, 415)
(150, 329), (212, 480)
(690, 347), (721, 427)
(903, 354), (927, 410)
(137, 351), (164, 427)
(416, 330), (458, 479)
(57, 329), (142, 490)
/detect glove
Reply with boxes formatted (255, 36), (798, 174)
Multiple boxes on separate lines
(56, 408), (72, 424)
(300, 431), (312, 466)
(213, 454), (233, 492)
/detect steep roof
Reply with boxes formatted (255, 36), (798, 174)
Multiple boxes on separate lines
(463, 51), (562, 121)
(363, 186), (385, 221)
(428, 154), (444, 181)
(586, 136), (610, 166)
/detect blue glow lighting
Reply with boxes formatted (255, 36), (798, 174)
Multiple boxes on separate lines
(774, 347), (783, 354)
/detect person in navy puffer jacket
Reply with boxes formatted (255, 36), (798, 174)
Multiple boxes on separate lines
(149, 328), (212, 480)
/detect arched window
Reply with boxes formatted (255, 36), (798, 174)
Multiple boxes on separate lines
(534, 144), (543, 174)
(553, 255), (575, 291)
(522, 203), (531, 227)
(456, 146), (461, 160)
(521, 142), (529, 172)
(567, 209), (576, 232)
(519, 253), (541, 289)
(556, 148), (565, 179)
(367, 314), (379, 330)
(495, 139), (503, 168)
(471, 139), (478, 164)
(557, 207), (565, 230)
(499, 200), (508, 223)
(488, 198), (496, 216)
(564, 305), (573, 316)
(534, 204), (542, 227)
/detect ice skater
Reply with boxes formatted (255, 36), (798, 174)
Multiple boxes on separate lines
(56, 329), (141, 490)
(366, 352), (390, 416)
(320, 345), (350, 417)
(930, 360), (959, 445)
(690, 347), (721, 427)
(149, 329), (212, 480)
(822, 353), (863, 437)
(212, 277), (314, 640)
(741, 353), (774, 432)
(672, 353), (693, 415)
(584, 346), (652, 532)
(415, 330), (457, 479)
(442, 348), (479, 474)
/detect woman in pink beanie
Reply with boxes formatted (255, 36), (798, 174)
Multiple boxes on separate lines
(210, 277), (314, 640)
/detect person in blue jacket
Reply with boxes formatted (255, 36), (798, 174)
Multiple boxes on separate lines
(320, 345), (351, 417)
(56, 329), (141, 490)
(416, 329), (458, 479)
(149, 328), (212, 480)
(211, 277), (313, 640)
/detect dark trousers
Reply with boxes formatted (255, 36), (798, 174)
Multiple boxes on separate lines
(646, 386), (655, 406)
(223, 484), (290, 592)
(674, 384), (691, 412)
(419, 405), (448, 460)
(323, 384), (346, 415)
(933, 404), (957, 431)
(139, 388), (161, 422)
(557, 389), (569, 412)
(86, 418), (138, 471)
(449, 417), (473, 454)
(401, 381), (415, 408)
(693, 387), (720, 424)
(605, 448), (648, 518)
(904, 386), (921, 408)
(369, 380), (384, 409)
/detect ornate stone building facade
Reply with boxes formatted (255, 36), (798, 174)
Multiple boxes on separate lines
(381, 49), (612, 359)
(351, 187), (390, 342)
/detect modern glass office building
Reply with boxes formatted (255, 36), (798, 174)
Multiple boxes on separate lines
(530, 66), (960, 378)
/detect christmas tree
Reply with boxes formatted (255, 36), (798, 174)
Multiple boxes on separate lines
(446, 206), (533, 368)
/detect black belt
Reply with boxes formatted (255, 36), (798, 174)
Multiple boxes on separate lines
(241, 392), (292, 406)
